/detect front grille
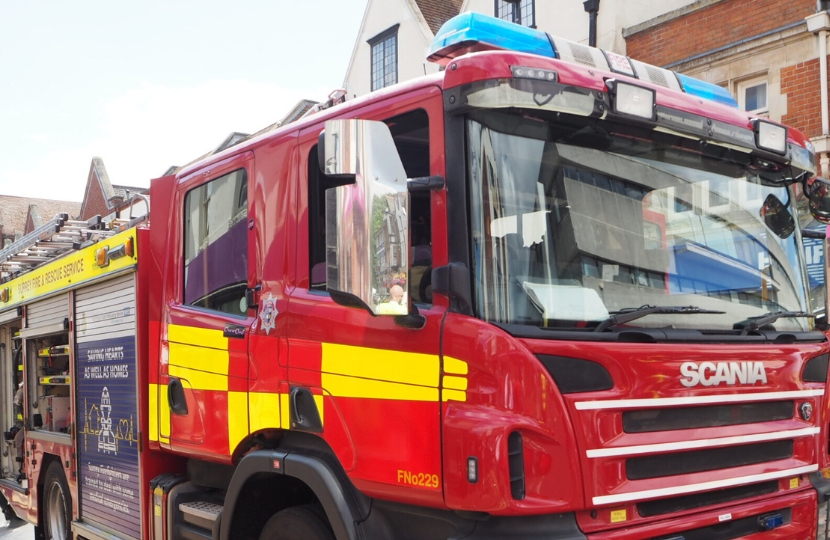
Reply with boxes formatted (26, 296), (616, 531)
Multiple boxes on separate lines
(623, 402), (794, 433)
(651, 508), (791, 540)
(627, 440), (793, 480)
(637, 481), (778, 517)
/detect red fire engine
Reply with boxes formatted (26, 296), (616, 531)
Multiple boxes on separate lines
(1, 12), (830, 540)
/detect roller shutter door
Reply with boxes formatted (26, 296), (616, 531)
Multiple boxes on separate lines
(74, 272), (141, 538)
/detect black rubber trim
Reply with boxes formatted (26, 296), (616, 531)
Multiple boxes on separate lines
(220, 450), (370, 540)
(443, 112), (474, 316)
(810, 471), (830, 503)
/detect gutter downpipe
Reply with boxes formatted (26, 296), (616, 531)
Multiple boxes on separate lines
(583, 0), (600, 48)
(807, 8), (830, 175)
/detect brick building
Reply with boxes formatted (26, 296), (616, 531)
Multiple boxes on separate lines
(624, 0), (830, 174)
(78, 157), (148, 223)
(0, 196), (81, 249)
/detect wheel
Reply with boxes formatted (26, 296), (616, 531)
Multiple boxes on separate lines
(43, 462), (71, 540)
(259, 505), (335, 540)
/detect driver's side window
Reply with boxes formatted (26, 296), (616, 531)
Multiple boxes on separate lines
(183, 169), (248, 316)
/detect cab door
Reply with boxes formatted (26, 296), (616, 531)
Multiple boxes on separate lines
(286, 91), (448, 507)
(160, 152), (256, 460)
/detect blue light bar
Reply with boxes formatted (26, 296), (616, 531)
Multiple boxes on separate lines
(676, 73), (739, 108)
(427, 12), (554, 63)
(428, 12), (739, 109)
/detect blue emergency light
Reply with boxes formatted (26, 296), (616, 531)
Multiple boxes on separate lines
(428, 12), (739, 109)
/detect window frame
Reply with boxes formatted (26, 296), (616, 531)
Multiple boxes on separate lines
(368, 24), (400, 92)
(494, 0), (536, 27)
(182, 167), (250, 317)
(736, 76), (769, 117)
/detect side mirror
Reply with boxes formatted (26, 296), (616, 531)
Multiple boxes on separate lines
(320, 119), (411, 316)
(804, 177), (830, 223)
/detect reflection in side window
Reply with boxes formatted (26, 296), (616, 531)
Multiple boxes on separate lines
(184, 169), (248, 316)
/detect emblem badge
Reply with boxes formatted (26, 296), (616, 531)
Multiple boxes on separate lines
(259, 293), (278, 335)
(800, 402), (813, 422)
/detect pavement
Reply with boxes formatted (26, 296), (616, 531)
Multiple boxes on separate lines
(0, 512), (31, 539)
(0, 502), (823, 539)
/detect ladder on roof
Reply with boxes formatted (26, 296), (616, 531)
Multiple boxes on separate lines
(0, 214), (116, 283)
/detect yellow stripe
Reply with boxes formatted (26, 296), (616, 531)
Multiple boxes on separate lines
(169, 365), (228, 391)
(442, 389), (467, 402)
(443, 375), (468, 391)
(168, 324), (228, 351)
(159, 383), (171, 441)
(250, 392), (281, 432)
(169, 342), (229, 374)
(228, 392), (248, 453)
(280, 394), (291, 429)
(313, 394), (325, 426)
(322, 343), (439, 387)
(444, 357), (468, 375)
(149, 383), (159, 442)
(322, 373), (439, 401)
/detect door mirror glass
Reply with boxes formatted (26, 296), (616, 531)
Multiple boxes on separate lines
(322, 119), (410, 316)
(760, 193), (795, 239)
(805, 177), (830, 224)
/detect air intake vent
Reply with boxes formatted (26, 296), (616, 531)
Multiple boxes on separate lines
(623, 401), (794, 432)
(803, 353), (829, 383)
(567, 41), (596, 67)
(537, 355), (613, 394)
(507, 432), (525, 500)
(627, 440), (793, 480)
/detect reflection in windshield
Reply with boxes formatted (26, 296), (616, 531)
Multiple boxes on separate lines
(467, 113), (811, 332)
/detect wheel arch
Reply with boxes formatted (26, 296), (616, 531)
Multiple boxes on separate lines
(219, 448), (373, 540)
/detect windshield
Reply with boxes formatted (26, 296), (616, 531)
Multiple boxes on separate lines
(467, 110), (812, 332)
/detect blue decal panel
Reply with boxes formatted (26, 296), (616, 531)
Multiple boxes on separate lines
(76, 335), (140, 538)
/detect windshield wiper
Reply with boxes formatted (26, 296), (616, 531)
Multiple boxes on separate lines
(734, 311), (814, 335)
(594, 305), (725, 332)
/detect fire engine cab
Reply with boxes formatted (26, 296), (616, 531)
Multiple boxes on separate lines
(1, 12), (830, 540)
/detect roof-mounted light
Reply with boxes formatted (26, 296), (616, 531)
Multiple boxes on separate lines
(427, 12), (554, 65)
(429, 13), (740, 109)
(607, 79), (656, 121)
(754, 119), (787, 155)
(511, 66), (557, 82)
(675, 73), (738, 108)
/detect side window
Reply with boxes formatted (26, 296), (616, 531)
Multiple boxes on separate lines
(308, 109), (433, 304)
(183, 169), (248, 316)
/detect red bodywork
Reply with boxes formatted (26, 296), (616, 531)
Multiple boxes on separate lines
(143, 49), (829, 537)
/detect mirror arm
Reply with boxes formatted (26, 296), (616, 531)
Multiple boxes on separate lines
(394, 304), (427, 329)
(408, 175), (445, 192)
(432, 263), (473, 316)
(802, 228), (825, 239)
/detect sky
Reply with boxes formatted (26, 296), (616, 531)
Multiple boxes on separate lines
(0, 1), (367, 202)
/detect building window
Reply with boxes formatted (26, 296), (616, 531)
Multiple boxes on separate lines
(737, 77), (768, 116)
(496, 0), (535, 27)
(369, 25), (399, 91)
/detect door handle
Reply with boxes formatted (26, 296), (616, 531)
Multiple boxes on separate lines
(168, 379), (188, 415)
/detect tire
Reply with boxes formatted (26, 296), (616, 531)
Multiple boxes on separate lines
(259, 505), (335, 540)
(42, 461), (71, 540)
